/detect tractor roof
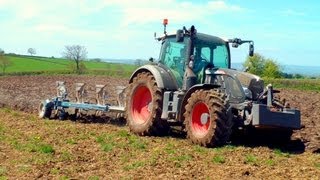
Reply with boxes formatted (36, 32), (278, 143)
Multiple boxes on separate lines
(162, 32), (227, 45)
(196, 33), (227, 44)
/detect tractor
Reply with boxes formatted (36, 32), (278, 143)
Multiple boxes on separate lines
(39, 20), (300, 147)
(125, 20), (300, 146)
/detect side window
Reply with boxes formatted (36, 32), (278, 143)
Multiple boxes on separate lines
(213, 45), (229, 68)
(193, 47), (210, 74)
(201, 47), (211, 61)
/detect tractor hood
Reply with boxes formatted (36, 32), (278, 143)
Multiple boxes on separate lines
(221, 68), (264, 100)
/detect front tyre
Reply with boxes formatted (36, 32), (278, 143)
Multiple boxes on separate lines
(184, 89), (233, 147)
(126, 72), (167, 135)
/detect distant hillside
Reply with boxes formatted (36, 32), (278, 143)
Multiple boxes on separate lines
(103, 58), (136, 65)
(281, 65), (320, 77)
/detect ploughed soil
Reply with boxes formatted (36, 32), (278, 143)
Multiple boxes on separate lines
(0, 75), (319, 179)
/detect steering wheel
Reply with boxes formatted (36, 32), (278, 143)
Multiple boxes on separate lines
(200, 57), (209, 63)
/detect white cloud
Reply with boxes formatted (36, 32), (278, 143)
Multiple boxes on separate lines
(0, 0), (246, 58)
(34, 24), (68, 32)
(101, 0), (244, 26)
(207, 1), (243, 11)
(1, 0), (245, 32)
(0, 0), (11, 6)
(17, 3), (42, 20)
(33, 23), (105, 40)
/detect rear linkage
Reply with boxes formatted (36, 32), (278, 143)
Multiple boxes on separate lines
(243, 84), (301, 129)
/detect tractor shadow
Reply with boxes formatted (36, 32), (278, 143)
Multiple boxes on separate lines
(229, 133), (306, 154)
(168, 127), (306, 154)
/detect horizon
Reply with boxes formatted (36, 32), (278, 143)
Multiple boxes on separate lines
(5, 53), (320, 69)
(3, 53), (320, 76)
(0, 0), (319, 66)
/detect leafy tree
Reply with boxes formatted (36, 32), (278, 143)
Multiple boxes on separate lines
(0, 53), (12, 75)
(243, 53), (265, 76)
(293, 74), (304, 79)
(90, 58), (102, 62)
(62, 45), (88, 74)
(243, 53), (282, 78)
(262, 59), (282, 78)
(0, 48), (4, 55)
(27, 48), (36, 56)
(281, 72), (293, 79)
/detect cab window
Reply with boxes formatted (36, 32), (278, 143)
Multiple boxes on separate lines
(194, 40), (229, 68)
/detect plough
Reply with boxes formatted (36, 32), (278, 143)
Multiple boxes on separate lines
(39, 81), (126, 120)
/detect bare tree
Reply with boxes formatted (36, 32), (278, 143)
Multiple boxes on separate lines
(27, 48), (36, 56)
(0, 53), (12, 75)
(62, 45), (88, 74)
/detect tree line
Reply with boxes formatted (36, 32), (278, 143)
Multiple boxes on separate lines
(243, 53), (310, 79)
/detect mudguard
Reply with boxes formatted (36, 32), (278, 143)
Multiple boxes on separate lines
(129, 64), (179, 90)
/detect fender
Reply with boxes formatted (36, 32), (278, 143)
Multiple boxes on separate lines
(129, 64), (179, 90)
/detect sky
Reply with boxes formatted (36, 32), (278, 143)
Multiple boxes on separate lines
(0, 0), (319, 66)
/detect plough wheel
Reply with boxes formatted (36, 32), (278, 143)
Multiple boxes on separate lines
(38, 101), (52, 119)
(184, 89), (233, 147)
(126, 72), (168, 135)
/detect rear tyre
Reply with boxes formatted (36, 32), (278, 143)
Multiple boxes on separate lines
(126, 72), (168, 136)
(184, 89), (232, 147)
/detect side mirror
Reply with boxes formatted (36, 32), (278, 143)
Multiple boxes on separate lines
(176, 29), (184, 42)
(249, 43), (254, 56)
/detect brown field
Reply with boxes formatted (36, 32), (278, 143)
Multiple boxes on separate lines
(0, 75), (319, 179)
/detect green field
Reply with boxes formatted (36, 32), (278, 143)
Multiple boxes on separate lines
(2, 54), (320, 91)
(2, 55), (136, 77)
(264, 78), (320, 91)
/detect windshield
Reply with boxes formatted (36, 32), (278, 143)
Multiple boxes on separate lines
(193, 39), (229, 70)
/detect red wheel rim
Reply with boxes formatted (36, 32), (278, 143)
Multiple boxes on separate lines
(191, 102), (210, 137)
(131, 85), (152, 124)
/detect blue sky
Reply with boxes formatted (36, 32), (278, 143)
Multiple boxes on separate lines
(0, 0), (319, 66)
